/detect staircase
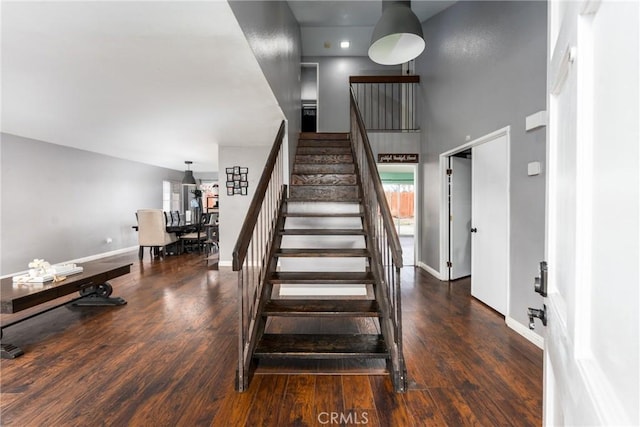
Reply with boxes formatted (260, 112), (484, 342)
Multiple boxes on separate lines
(234, 132), (406, 391)
(234, 114), (405, 394)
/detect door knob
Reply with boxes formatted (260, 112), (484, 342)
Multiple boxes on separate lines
(470, 227), (477, 233)
(527, 305), (547, 330)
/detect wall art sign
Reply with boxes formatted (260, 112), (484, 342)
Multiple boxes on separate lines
(377, 153), (419, 163)
(225, 166), (249, 196)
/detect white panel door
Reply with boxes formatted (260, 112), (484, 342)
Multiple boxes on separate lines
(544, 1), (639, 425)
(450, 157), (472, 279)
(471, 131), (509, 315)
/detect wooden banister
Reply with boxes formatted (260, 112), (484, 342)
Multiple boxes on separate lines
(349, 75), (420, 84)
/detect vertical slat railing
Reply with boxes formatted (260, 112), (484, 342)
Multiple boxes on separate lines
(349, 89), (407, 392)
(232, 120), (286, 392)
(349, 75), (420, 132)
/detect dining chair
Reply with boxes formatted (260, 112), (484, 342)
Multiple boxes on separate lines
(179, 212), (208, 253)
(136, 209), (179, 259)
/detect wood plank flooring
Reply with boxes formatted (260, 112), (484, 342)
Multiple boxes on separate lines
(0, 251), (542, 426)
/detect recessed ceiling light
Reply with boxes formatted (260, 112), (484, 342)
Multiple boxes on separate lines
(340, 41), (350, 49)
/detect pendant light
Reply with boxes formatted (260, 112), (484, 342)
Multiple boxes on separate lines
(182, 161), (196, 185)
(368, 1), (425, 65)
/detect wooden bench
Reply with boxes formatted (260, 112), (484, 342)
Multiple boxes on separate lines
(0, 261), (131, 359)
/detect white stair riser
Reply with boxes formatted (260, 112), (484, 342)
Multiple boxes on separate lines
(279, 284), (367, 297)
(279, 257), (367, 272)
(287, 201), (361, 214)
(280, 235), (366, 249)
(285, 217), (362, 229)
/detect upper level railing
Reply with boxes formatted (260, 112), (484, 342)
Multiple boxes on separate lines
(349, 75), (420, 132)
(232, 120), (286, 392)
(350, 88), (407, 392)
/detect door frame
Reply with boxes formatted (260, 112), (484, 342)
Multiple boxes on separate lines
(448, 155), (472, 280)
(439, 126), (511, 294)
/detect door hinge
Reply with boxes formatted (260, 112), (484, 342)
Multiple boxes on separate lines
(446, 168), (452, 175)
(446, 261), (452, 268)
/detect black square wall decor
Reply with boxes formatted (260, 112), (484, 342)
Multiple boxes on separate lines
(225, 166), (248, 196)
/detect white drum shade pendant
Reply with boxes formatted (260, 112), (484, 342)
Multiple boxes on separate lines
(368, 1), (425, 65)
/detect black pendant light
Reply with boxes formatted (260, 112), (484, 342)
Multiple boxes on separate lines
(368, 1), (425, 65)
(182, 161), (196, 185)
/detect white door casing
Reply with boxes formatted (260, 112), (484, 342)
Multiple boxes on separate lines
(471, 130), (510, 316)
(450, 157), (472, 279)
(544, 1), (639, 425)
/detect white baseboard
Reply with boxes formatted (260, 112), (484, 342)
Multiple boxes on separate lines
(68, 246), (138, 264)
(219, 260), (232, 267)
(506, 315), (544, 349)
(417, 261), (444, 281)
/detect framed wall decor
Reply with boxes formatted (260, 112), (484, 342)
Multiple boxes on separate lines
(225, 166), (249, 196)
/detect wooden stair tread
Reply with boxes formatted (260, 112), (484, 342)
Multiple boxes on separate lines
(255, 334), (388, 359)
(264, 300), (379, 317)
(291, 173), (357, 186)
(269, 271), (375, 284)
(275, 248), (369, 257)
(294, 154), (354, 164)
(299, 132), (349, 140)
(280, 228), (366, 236)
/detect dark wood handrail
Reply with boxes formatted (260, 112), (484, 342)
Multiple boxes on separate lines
(232, 120), (285, 271)
(349, 75), (420, 84)
(349, 90), (403, 267)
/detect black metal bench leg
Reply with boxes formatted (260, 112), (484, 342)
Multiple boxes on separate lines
(72, 282), (127, 307)
(1, 343), (24, 359)
(0, 329), (24, 359)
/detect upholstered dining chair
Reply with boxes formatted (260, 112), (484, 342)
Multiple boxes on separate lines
(136, 209), (179, 259)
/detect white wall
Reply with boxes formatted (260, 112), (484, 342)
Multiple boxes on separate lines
(217, 145), (270, 264)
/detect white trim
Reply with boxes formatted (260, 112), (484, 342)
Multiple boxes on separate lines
(219, 260), (232, 267)
(525, 110), (548, 131)
(438, 126), (511, 315)
(506, 315), (544, 349)
(416, 261), (444, 281)
(0, 246), (138, 279)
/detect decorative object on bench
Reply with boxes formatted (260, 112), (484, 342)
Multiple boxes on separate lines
(1, 261), (131, 359)
(137, 209), (179, 259)
(12, 259), (83, 284)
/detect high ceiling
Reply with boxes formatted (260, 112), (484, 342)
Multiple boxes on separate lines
(1, 1), (455, 173)
(288, 1), (456, 56)
(1, 1), (282, 173)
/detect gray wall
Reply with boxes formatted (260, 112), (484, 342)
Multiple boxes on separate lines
(416, 1), (547, 328)
(0, 133), (183, 275)
(228, 0), (302, 170)
(223, 1), (302, 265)
(302, 56), (400, 132)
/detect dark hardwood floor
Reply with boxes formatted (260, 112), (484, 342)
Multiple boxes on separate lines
(0, 251), (542, 426)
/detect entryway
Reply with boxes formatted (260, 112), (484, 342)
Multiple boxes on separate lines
(378, 163), (416, 266)
(301, 63), (318, 132)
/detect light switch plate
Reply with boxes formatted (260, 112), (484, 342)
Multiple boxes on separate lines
(528, 162), (542, 176)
